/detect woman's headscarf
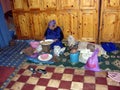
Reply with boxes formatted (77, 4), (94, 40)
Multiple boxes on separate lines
(48, 20), (56, 27)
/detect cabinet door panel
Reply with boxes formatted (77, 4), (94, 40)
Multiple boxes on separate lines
(23, 0), (29, 10)
(70, 12), (79, 39)
(13, 0), (29, 10)
(119, 13), (120, 41)
(28, 0), (44, 10)
(12, 13), (21, 38)
(80, 0), (98, 10)
(45, 13), (58, 24)
(59, 0), (79, 10)
(57, 13), (64, 30)
(18, 13), (31, 38)
(31, 13), (46, 40)
(104, 0), (120, 9)
(13, 0), (23, 9)
(101, 12), (119, 42)
(78, 10), (98, 42)
(58, 12), (78, 39)
(44, 0), (57, 10)
(58, 12), (71, 39)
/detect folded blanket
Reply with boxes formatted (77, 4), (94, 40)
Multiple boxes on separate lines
(108, 71), (120, 82)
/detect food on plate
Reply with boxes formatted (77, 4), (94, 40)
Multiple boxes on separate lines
(40, 54), (49, 60)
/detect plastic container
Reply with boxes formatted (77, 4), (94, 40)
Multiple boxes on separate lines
(70, 51), (80, 64)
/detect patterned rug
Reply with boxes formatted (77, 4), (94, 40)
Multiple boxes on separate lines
(51, 50), (120, 72)
(99, 51), (120, 72)
(0, 40), (29, 68)
(27, 46), (120, 72)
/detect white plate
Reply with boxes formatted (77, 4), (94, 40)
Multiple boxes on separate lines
(38, 54), (53, 61)
(40, 39), (54, 45)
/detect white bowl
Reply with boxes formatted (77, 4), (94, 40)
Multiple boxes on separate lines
(40, 39), (54, 45)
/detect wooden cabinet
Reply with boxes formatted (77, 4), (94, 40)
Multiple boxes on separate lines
(100, 0), (120, 43)
(11, 0), (100, 42)
(78, 10), (98, 42)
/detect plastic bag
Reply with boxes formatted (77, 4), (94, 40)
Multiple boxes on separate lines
(30, 41), (40, 48)
(53, 46), (66, 56)
(67, 35), (76, 47)
(85, 48), (100, 71)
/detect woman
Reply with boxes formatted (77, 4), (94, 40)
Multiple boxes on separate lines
(44, 20), (64, 49)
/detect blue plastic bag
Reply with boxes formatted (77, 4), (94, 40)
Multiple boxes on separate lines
(101, 42), (118, 52)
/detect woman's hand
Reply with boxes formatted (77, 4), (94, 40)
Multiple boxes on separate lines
(54, 39), (58, 42)
(43, 37), (46, 41)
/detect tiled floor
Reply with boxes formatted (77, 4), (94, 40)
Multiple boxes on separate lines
(4, 63), (120, 90)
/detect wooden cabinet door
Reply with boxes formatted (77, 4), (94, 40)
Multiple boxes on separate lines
(58, 12), (78, 39)
(80, 0), (99, 10)
(13, 0), (23, 10)
(118, 13), (120, 42)
(104, 0), (120, 10)
(57, 12), (71, 39)
(70, 12), (79, 40)
(12, 13), (21, 38)
(43, 0), (57, 10)
(78, 10), (98, 42)
(28, 0), (44, 10)
(13, 0), (29, 10)
(100, 12), (119, 42)
(17, 13), (31, 39)
(58, 0), (79, 10)
(30, 12), (45, 40)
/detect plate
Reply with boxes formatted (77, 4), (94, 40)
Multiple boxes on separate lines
(40, 39), (54, 45)
(38, 54), (53, 61)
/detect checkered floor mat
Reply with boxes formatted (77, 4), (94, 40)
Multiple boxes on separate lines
(4, 64), (120, 90)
